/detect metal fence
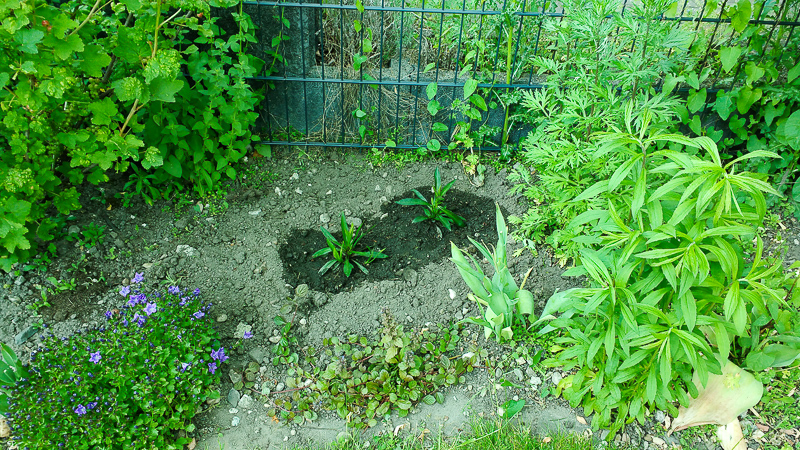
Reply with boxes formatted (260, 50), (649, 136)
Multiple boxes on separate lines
(242, 0), (800, 152)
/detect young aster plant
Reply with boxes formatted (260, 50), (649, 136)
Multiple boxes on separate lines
(397, 167), (466, 231)
(4, 278), (224, 450)
(312, 213), (387, 277)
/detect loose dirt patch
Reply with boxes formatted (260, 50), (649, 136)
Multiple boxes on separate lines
(1, 152), (798, 449)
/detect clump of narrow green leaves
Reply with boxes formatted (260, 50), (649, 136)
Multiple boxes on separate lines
(451, 204), (535, 342)
(397, 168), (466, 231)
(267, 307), (478, 428)
(535, 100), (799, 435)
(312, 213), (386, 277)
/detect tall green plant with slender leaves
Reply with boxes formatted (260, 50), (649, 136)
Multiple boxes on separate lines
(535, 102), (799, 434)
(507, 0), (691, 264)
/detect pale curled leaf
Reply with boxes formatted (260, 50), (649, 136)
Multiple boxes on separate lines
(717, 420), (748, 450)
(669, 360), (762, 434)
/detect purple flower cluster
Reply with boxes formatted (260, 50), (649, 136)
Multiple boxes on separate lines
(5, 276), (223, 449)
(211, 347), (228, 363)
(127, 293), (147, 307)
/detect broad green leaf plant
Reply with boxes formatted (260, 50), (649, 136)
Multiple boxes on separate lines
(451, 204), (535, 342)
(0, 342), (28, 414)
(313, 213), (387, 277)
(535, 100), (800, 434)
(397, 167), (466, 231)
(0, 0), (262, 271)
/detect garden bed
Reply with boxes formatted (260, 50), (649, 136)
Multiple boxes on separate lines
(1, 153), (798, 449)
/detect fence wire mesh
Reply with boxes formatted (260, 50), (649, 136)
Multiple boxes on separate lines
(243, 0), (800, 152)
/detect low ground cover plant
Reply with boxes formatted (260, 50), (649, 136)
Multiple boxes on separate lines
(2, 276), (223, 449)
(397, 167), (466, 231)
(269, 291), (477, 429)
(313, 213), (387, 277)
(451, 204), (534, 342)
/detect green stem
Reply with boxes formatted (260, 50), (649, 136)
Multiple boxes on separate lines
(501, 24), (514, 146)
(68, 0), (104, 37)
(152, 0), (162, 58)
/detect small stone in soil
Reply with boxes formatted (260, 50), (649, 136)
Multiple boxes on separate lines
(227, 388), (240, 407)
(238, 394), (253, 410)
(14, 325), (37, 345)
(229, 369), (242, 385)
(216, 314), (227, 323)
(231, 416), (240, 427)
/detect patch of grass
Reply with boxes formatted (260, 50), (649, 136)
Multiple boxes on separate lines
(291, 419), (622, 450)
(757, 365), (800, 429)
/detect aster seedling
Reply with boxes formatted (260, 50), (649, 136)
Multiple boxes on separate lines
(397, 167), (466, 231)
(313, 213), (387, 277)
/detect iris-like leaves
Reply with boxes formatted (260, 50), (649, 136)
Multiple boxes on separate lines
(312, 213), (387, 277)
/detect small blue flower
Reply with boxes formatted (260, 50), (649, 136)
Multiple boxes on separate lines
(180, 362), (190, 372)
(132, 272), (144, 284)
(143, 302), (157, 316)
(89, 352), (101, 364)
(168, 285), (180, 295)
(211, 347), (228, 363)
(119, 286), (131, 297)
(193, 311), (205, 319)
(243, 331), (253, 339)
(74, 404), (87, 416)
(208, 362), (217, 374)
